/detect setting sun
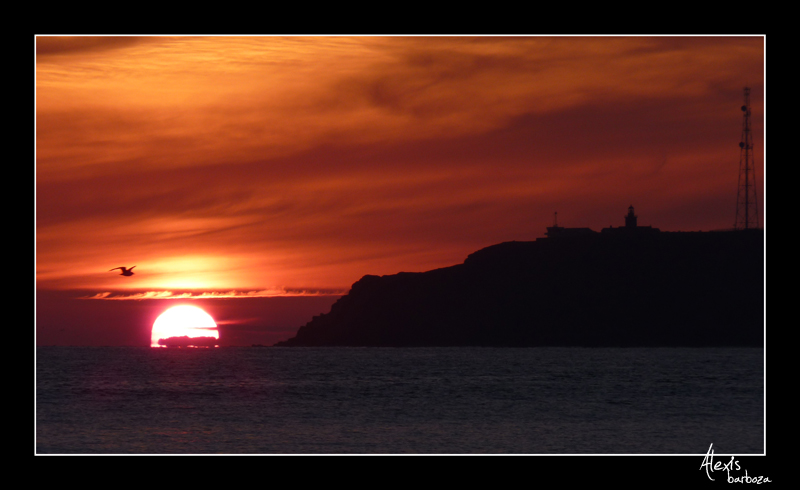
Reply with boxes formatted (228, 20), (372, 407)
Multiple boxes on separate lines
(151, 305), (219, 347)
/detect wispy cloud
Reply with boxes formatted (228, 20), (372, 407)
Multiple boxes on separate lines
(81, 288), (347, 300)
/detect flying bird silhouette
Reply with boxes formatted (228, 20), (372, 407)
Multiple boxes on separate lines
(109, 266), (136, 276)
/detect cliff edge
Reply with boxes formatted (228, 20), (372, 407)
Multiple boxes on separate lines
(274, 229), (763, 347)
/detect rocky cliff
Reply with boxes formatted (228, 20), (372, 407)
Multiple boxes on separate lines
(275, 230), (763, 347)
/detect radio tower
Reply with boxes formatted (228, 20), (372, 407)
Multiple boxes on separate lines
(734, 87), (758, 230)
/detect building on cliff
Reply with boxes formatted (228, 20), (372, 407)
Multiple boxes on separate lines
(601, 205), (660, 235)
(544, 211), (598, 238)
(543, 205), (660, 239)
(544, 224), (597, 238)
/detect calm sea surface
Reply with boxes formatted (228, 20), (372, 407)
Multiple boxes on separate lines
(36, 346), (764, 454)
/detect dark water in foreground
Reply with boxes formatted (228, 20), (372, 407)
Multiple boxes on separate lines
(36, 347), (763, 454)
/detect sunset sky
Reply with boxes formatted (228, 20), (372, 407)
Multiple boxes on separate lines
(35, 35), (765, 346)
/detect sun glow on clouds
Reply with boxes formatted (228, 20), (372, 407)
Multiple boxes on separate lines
(36, 36), (764, 296)
(83, 288), (347, 300)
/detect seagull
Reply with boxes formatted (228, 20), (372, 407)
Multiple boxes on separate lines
(109, 266), (136, 276)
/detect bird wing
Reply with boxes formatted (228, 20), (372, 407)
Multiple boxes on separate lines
(129, 266), (136, 270)
(109, 267), (123, 271)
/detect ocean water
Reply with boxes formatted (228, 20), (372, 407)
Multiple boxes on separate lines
(36, 346), (764, 454)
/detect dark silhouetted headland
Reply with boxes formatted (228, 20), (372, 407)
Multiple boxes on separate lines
(275, 209), (763, 347)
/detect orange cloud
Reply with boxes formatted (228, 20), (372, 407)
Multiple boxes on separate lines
(36, 36), (764, 293)
(81, 288), (346, 300)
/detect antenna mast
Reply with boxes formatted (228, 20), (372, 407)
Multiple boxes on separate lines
(734, 87), (758, 229)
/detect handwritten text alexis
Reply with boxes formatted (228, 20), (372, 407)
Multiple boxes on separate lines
(700, 443), (771, 483)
